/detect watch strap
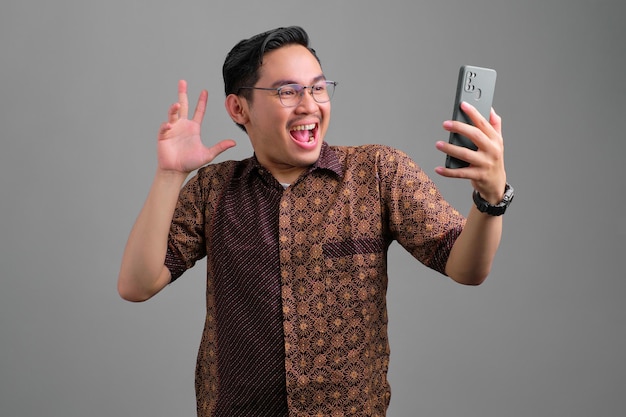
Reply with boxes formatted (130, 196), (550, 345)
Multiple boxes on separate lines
(473, 183), (514, 216)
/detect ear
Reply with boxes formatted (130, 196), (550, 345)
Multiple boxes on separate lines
(225, 94), (249, 125)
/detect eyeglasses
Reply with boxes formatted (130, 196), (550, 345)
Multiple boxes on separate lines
(238, 80), (337, 107)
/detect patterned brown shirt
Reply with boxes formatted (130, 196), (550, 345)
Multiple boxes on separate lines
(165, 143), (466, 416)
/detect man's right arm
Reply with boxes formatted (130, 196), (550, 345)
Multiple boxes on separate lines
(117, 80), (236, 302)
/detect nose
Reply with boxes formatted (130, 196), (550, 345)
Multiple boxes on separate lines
(296, 87), (318, 112)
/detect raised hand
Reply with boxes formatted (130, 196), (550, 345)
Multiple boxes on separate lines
(157, 80), (236, 174)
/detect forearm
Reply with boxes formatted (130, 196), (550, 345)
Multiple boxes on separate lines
(117, 170), (188, 301)
(445, 205), (503, 285)
(435, 102), (509, 285)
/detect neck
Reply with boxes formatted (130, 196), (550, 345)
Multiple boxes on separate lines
(268, 166), (306, 184)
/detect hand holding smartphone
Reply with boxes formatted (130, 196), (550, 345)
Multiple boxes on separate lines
(445, 65), (497, 169)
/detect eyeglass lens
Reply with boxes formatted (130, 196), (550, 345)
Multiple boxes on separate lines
(279, 81), (335, 106)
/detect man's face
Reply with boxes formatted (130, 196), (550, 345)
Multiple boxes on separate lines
(242, 44), (331, 184)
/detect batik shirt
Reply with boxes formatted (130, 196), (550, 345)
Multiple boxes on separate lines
(165, 143), (466, 416)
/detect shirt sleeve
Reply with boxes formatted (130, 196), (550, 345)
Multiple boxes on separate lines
(164, 171), (209, 282)
(378, 146), (466, 275)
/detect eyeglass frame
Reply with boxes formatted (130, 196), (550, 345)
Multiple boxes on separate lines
(237, 80), (337, 107)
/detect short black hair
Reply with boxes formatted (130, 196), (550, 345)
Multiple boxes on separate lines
(222, 26), (321, 131)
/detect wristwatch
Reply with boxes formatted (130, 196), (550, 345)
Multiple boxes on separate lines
(472, 183), (514, 216)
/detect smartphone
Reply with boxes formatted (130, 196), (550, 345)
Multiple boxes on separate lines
(445, 65), (497, 169)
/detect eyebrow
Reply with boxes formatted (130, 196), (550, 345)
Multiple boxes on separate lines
(268, 74), (327, 88)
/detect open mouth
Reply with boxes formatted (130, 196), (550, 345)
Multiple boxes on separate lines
(289, 123), (317, 144)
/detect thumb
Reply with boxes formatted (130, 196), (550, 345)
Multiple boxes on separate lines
(201, 139), (237, 164)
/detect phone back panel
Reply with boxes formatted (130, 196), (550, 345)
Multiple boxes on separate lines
(446, 65), (497, 169)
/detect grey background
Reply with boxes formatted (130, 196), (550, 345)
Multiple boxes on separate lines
(1, 0), (624, 416)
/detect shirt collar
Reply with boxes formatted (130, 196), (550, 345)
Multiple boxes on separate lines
(244, 142), (344, 181)
(310, 142), (344, 178)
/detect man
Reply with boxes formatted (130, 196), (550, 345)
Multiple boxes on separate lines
(118, 26), (511, 416)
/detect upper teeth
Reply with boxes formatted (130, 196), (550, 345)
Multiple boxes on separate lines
(291, 124), (315, 131)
